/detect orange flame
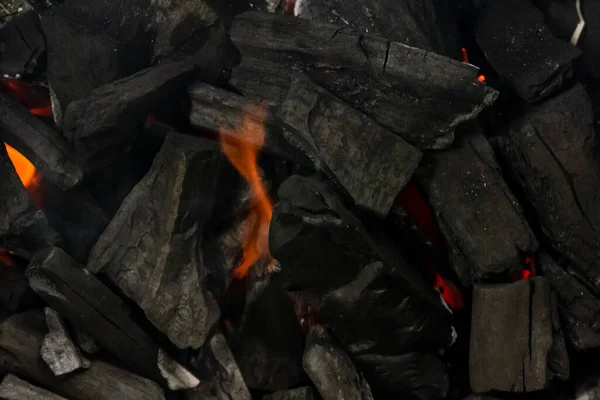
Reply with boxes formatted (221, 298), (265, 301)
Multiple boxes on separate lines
(220, 107), (274, 279)
(4, 143), (37, 188)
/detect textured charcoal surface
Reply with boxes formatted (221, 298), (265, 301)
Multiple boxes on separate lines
(417, 121), (538, 285)
(353, 352), (449, 400)
(263, 387), (318, 400)
(0, 11), (45, 77)
(303, 326), (374, 400)
(233, 286), (306, 391)
(277, 76), (422, 216)
(498, 84), (600, 292)
(539, 252), (600, 350)
(231, 11), (497, 150)
(27, 247), (197, 388)
(0, 374), (68, 400)
(475, 0), (581, 102)
(87, 133), (244, 349)
(470, 278), (569, 392)
(0, 310), (166, 400)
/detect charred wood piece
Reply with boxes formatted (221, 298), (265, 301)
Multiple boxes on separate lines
(187, 81), (311, 166)
(0, 92), (83, 190)
(475, 0), (581, 102)
(353, 352), (448, 400)
(186, 332), (251, 400)
(63, 60), (196, 165)
(87, 133), (239, 349)
(233, 286), (306, 391)
(0, 11), (45, 77)
(41, 307), (90, 376)
(497, 83), (600, 292)
(276, 76), (421, 217)
(0, 374), (68, 400)
(469, 278), (569, 392)
(270, 175), (454, 351)
(263, 387), (318, 400)
(0, 254), (37, 311)
(0, 310), (166, 400)
(416, 121), (538, 285)
(26, 247), (199, 389)
(230, 11), (498, 150)
(539, 252), (600, 350)
(303, 325), (373, 400)
(0, 143), (60, 258)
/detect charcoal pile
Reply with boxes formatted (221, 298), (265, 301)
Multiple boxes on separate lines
(0, 0), (600, 399)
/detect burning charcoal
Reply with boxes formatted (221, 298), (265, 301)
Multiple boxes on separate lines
(270, 175), (454, 348)
(497, 84), (600, 292)
(62, 60), (196, 165)
(0, 310), (166, 400)
(0, 11), (45, 77)
(230, 11), (498, 150)
(0, 143), (60, 258)
(0, 253), (37, 311)
(303, 325), (374, 400)
(87, 133), (240, 349)
(277, 75), (422, 216)
(26, 247), (199, 389)
(41, 307), (90, 376)
(470, 278), (569, 392)
(41, 5), (147, 127)
(0, 374), (68, 400)
(475, 0), (581, 102)
(539, 253), (600, 350)
(416, 121), (538, 285)
(233, 286), (306, 391)
(187, 81), (311, 166)
(353, 353), (448, 400)
(0, 92), (83, 189)
(186, 332), (252, 400)
(263, 387), (318, 400)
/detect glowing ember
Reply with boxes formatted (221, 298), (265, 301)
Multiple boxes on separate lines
(460, 48), (487, 83)
(4, 143), (37, 188)
(513, 256), (536, 281)
(220, 107), (274, 279)
(477, 75), (486, 83)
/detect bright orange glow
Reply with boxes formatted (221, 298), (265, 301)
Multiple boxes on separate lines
(220, 107), (274, 279)
(4, 143), (37, 188)
(434, 271), (464, 309)
(460, 47), (469, 63)
(29, 105), (53, 117)
(477, 75), (486, 82)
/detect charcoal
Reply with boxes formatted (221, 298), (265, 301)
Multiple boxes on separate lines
(0, 0), (33, 23)
(41, 307), (89, 376)
(233, 286), (306, 391)
(0, 92), (83, 190)
(532, 0), (585, 44)
(0, 11), (44, 77)
(72, 327), (100, 354)
(187, 80), (311, 166)
(475, 0), (581, 102)
(0, 253), (37, 311)
(579, 0), (600, 78)
(575, 372), (600, 400)
(87, 133), (239, 349)
(353, 352), (448, 400)
(62, 60), (196, 165)
(230, 11), (498, 150)
(0, 310), (166, 400)
(497, 84), (600, 292)
(186, 332), (251, 400)
(0, 143), (60, 258)
(26, 247), (199, 389)
(0, 374), (68, 400)
(263, 387), (318, 400)
(303, 326), (373, 400)
(416, 121), (538, 285)
(539, 252), (600, 350)
(470, 278), (569, 392)
(293, 0), (460, 58)
(270, 175), (454, 349)
(41, 5), (147, 127)
(276, 75), (421, 217)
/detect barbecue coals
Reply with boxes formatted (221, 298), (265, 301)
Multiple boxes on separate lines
(0, 0), (600, 399)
